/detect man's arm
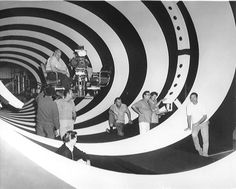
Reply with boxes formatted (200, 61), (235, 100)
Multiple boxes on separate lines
(74, 147), (89, 162)
(194, 115), (207, 127)
(185, 115), (192, 131)
(185, 105), (191, 131)
(131, 104), (142, 116)
(109, 107), (118, 119)
(125, 106), (132, 124)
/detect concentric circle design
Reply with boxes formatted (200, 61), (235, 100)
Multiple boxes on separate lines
(0, 2), (236, 186)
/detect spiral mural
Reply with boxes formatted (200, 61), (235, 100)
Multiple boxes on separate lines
(0, 1), (235, 188)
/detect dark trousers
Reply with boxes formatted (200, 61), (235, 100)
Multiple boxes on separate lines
(115, 122), (125, 136)
(36, 123), (55, 139)
(47, 72), (71, 90)
(58, 73), (71, 90)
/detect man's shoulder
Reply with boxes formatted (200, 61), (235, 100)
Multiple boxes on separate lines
(110, 104), (116, 109)
(121, 103), (128, 108)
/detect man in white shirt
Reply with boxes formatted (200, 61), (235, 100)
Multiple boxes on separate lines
(185, 92), (209, 157)
(46, 49), (71, 90)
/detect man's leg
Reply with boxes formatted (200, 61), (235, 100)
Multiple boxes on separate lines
(191, 125), (202, 155)
(139, 122), (149, 135)
(44, 125), (55, 139)
(58, 73), (71, 90)
(116, 123), (124, 136)
(107, 112), (116, 133)
(145, 122), (150, 133)
(36, 124), (46, 137)
(200, 121), (209, 157)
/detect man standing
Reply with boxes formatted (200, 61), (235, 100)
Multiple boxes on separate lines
(56, 89), (76, 139)
(107, 97), (132, 136)
(132, 91), (152, 135)
(36, 86), (60, 139)
(185, 92), (210, 157)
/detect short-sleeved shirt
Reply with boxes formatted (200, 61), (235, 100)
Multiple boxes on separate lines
(46, 56), (69, 77)
(186, 102), (207, 124)
(56, 99), (76, 121)
(148, 99), (159, 123)
(110, 104), (128, 123)
(133, 99), (152, 123)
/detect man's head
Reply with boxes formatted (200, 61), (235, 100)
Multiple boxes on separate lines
(150, 91), (158, 101)
(44, 86), (56, 97)
(114, 97), (122, 107)
(63, 130), (77, 146)
(142, 90), (151, 100)
(54, 49), (61, 60)
(190, 92), (198, 104)
(63, 89), (73, 100)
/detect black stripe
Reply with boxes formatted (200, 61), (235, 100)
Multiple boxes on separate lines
(71, 1), (147, 129)
(0, 24), (73, 64)
(0, 50), (42, 65)
(176, 1), (199, 103)
(0, 116), (35, 128)
(0, 44), (48, 59)
(0, 35), (58, 54)
(178, 49), (191, 55)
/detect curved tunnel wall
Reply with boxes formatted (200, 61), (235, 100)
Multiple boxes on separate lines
(0, 1), (236, 188)
(0, 0), (235, 153)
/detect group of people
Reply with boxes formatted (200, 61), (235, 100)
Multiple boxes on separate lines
(107, 91), (210, 157)
(36, 48), (210, 162)
(107, 91), (166, 136)
(35, 86), (76, 140)
(35, 86), (91, 164)
(45, 47), (92, 91)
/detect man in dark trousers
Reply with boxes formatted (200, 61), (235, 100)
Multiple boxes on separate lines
(36, 86), (60, 139)
(56, 130), (90, 165)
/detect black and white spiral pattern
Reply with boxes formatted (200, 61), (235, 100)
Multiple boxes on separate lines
(0, 1), (236, 188)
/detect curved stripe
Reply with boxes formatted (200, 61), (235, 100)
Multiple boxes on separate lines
(0, 7), (115, 112)
(0, 50), (42, 67)
(0, 17), (102, 71)
(143, 1), (178, 101)
(72, 1), (147, 128)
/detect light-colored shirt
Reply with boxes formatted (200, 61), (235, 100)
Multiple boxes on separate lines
(133, 99), (152, 123)
(56, 98), (76, 121)
(110, 104), (129, 123)
(46, 56), (69, 77)
(186, 102), (206, 124)
(148, 99), (159, 123)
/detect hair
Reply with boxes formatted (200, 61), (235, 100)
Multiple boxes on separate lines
(54, 49), (61, 54)
(150, 91), (158, 97)
(63, 130), (77, 143)
(63, 89), (71, 97)
(190, 92), (198, 98)
(142, 90), (150, 98)
(44, 85), (55, 96)
(114, 97), (122, 103)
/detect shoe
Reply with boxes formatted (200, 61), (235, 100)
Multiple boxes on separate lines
(106, 129), (110, 133)
(198, 149), (203, 156)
